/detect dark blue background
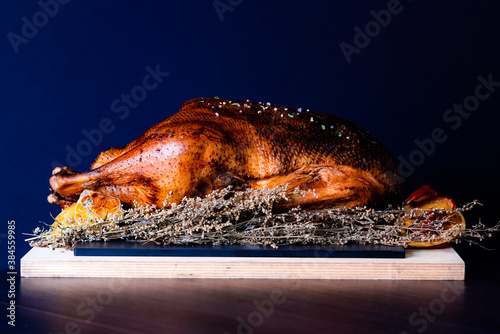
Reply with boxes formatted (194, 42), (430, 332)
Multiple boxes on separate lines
(1, 0), (500, 267)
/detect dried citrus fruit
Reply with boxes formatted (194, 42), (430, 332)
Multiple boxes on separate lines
(51, 190), (122, 236)
(400, 195), (465, 248)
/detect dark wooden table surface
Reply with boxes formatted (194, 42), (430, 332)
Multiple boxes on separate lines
(2, 244), (499, 334)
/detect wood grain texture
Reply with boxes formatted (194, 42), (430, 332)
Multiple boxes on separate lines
(11, 276), (473, 334)
(21, 246), (464, 280)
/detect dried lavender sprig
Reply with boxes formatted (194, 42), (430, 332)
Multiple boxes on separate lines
(27, 187), (497, 249)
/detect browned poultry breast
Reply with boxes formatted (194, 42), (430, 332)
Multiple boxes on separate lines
(48, 98), (401, 210)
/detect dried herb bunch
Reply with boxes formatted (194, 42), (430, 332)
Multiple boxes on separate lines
(28, 186), (499, 249)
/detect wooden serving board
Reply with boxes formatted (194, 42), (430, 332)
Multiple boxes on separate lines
(21, 246), (465, 280)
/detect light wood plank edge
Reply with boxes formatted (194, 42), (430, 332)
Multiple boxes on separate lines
(20, 247), (465, 280)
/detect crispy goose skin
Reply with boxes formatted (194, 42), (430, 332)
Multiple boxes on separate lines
(48, 98), (401, 210)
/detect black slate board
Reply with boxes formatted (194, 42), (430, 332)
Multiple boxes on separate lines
(74, 241), (405, 258)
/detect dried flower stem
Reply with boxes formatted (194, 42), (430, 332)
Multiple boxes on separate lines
(27, 187), (499, 249)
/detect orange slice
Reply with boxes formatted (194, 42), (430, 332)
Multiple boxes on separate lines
(400, 197), (466, 248)
(51, 190), (122, 236)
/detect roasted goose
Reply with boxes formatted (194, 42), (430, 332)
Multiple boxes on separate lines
(48, 98), (402, 211)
